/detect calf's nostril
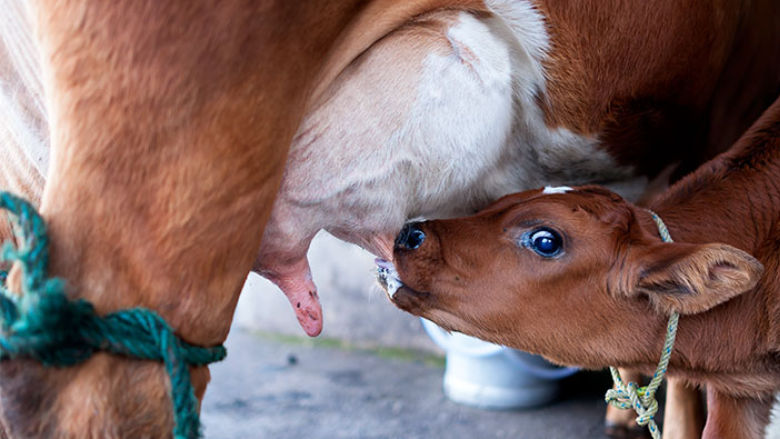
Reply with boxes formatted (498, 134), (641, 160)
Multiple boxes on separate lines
(395, 222), (426, 250)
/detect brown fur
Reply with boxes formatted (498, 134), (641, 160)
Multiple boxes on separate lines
(536, 0), (780, 177)
(611, 162), (705, 439)
(390, 95), (780, 438)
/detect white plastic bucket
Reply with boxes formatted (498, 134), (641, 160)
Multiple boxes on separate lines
(421, 318), (578, 409)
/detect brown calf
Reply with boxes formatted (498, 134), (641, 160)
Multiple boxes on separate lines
(388, 95), (780, 438)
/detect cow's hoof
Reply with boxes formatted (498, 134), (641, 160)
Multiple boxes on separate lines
(604, 422), (654, 439)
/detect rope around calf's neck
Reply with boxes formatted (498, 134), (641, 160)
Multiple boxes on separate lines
(604, 210), (680, 439)
(0, 191), (226, 439)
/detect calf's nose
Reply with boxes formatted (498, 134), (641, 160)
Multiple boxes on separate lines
(395, 222), (426, 250)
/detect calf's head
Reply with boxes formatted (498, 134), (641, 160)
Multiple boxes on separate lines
(387, 186), (763, 367)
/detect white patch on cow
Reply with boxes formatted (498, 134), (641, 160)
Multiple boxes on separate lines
(484, 0), (549, 72)
(399, 5), (637, 216)
(0, 0), (49, 204)
(542, 186), (573, 194)
(259, 3), (643, 279)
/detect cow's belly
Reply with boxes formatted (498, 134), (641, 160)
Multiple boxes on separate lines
(272, 8), (640, 250)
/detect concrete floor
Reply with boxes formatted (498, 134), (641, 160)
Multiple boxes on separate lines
(201, 327), (626, 439)
(201, 327), (780, 439)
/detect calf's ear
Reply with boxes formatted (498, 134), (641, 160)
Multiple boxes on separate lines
(632, 243), (763, 315)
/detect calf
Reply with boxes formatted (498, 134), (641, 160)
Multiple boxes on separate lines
(385, 95), (780, 438)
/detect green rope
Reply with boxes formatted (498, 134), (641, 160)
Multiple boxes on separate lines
(604, 210), (680, 439)
(0, 191), (226, 439)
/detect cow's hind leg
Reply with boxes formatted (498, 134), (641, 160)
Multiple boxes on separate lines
(662, 377), (704, 439)
(703, 389), (773, 439)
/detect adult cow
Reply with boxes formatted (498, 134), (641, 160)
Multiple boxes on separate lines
(0, 1), (777, 438)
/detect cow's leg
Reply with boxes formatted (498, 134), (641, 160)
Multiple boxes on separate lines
(702, 390), (773, 439)
(0, 1), (362, 436)
(662, 378), (704, 439)
(605, 369), (652, 438)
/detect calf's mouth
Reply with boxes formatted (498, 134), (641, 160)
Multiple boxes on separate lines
(375, 258), (431, 314)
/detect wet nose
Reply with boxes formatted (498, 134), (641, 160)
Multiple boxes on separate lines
(395, 222), (426, 250)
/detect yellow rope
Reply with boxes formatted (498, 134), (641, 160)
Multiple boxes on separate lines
(604, 210), (679, 439)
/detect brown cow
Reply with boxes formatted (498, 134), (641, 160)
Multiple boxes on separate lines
(0, 1), (490, 437)
(385, 95), (780, 438)
(0, 0), (777, 437)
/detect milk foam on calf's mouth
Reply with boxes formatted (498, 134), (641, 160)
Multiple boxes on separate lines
(375, 258), (403, 297)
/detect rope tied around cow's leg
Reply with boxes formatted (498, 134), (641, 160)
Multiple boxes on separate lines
(0, 191), (227, 439)
(604, 210), (680, 439)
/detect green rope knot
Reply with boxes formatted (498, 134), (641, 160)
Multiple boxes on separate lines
(605, 380), (659, 428)
(0, 191), (226, 439)
(604, 210), (680, 439)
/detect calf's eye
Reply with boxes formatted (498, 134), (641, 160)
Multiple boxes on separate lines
(523, 228), (563, 258)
